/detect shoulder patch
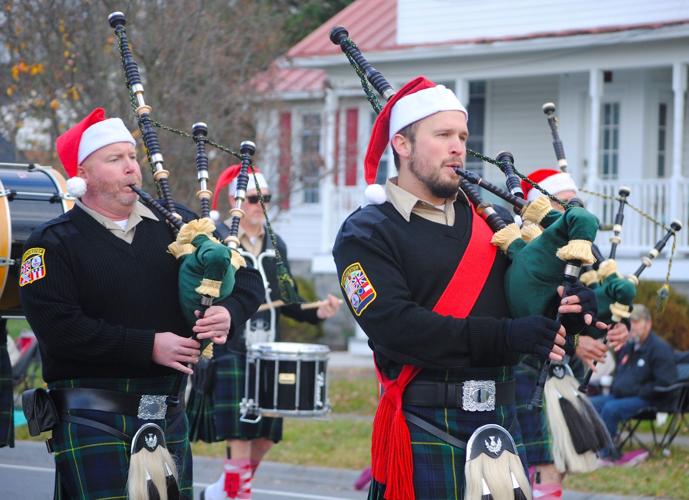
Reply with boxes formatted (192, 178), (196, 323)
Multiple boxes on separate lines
(19, 247), (47, 286)
(340, 262), (377, 316)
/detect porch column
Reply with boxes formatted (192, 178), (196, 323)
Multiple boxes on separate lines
(455, 78), (470, 108)
(586, 69), (603, 191)
(320, 85), (337, 252)
(670, 62), (687, 220)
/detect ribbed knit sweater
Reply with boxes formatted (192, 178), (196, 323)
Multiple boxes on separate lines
(19, 205), (263, 382)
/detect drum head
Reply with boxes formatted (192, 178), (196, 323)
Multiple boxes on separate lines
(248, 342), (329, 360)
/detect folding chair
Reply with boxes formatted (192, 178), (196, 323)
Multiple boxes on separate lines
(615, 357), (689, 454)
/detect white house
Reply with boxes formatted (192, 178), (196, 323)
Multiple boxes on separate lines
(255, 0), (689, 350)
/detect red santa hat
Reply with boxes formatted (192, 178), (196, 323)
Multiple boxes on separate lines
(56, 107), (136, 197)
(210, 164), (269, 220)
(521, 168), (578, 202)
(364, 76), (468, 186)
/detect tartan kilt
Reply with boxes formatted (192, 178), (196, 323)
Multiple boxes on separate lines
(369, 367), (527, 500)
(515, 358), (553, 466)
(49, 376), (192, 500)
(0, 341), (14, 448)
(210, 349), (282, 443)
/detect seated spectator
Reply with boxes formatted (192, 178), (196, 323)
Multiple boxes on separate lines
(590, 304), (677, 465)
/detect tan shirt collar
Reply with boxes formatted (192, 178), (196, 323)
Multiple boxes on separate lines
(77, 199), (158, 243)
(224, 219), (265, 257)
(384, 177), (457, 226)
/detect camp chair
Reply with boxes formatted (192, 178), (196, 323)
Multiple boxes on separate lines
(616, 355), (689, 454)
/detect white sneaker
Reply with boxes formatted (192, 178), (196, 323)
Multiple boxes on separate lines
(202, 473), (228, 500)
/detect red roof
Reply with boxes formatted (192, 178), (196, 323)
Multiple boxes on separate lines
(253, 64), (326, 94)
(287, 0), (398, 58)
(287, 0), (689, 59)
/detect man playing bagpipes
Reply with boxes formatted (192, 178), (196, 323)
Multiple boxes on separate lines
(197, 166), (341, 500)
(332, 77), (598, 500)
(513, 169), (629, 497)
(18, 108), (264, 499)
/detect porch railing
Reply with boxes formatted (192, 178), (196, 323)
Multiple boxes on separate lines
(585, 178), (689, 257)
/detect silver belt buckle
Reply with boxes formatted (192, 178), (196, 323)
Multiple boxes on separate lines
(137, 395), (168, 420)
(461, 380), (496, 412)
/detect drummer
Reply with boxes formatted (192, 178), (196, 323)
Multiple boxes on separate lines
(201, 167), (341, 500)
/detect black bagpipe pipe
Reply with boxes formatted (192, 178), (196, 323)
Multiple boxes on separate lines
(542, 102), (568, 172)
(192, 122), (212, 219)
(225, 141), (257, 249)
(631, 219), (683, 281)
(108, 12), (178, 223)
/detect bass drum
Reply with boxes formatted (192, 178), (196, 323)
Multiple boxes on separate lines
(0, 163), (74, 317)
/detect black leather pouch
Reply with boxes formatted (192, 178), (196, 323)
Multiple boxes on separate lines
(22, 388), (58, 436)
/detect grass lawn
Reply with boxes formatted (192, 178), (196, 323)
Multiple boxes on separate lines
(564, 447), (689, 498)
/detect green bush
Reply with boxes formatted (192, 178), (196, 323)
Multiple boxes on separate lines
(634, 280), (689, 350)
(278, 276), (323, 343)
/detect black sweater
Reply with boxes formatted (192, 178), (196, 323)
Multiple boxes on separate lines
(19, 205), (264, 382)
(333, 197), (517, 377)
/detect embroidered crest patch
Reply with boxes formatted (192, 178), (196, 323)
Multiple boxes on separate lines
(19, 247), (47, 286)
(341, 262), (376, 316)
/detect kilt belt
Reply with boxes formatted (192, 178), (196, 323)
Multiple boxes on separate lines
(51, 388), (184, 420)
(403, 379), (515, 412)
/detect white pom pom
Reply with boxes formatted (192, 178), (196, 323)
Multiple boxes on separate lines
(209, 209), (220, 221)
(364, 183), (386, 205)
(66, 176), (87, 197)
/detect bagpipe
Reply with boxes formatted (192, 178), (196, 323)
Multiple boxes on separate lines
(331, 26), (534, 500)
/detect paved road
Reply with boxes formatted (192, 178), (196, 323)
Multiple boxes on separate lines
(0, 440), (672, 499)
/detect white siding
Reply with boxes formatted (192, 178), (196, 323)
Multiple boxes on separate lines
(484, 76), (560, 186)
(398, 0), (689, 45)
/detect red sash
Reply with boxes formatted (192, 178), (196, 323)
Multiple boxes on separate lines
(371, 206), (497, 500)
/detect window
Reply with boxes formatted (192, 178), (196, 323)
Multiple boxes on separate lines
(600, 102), (620, 179)
(657, 103), (668, 178)
(465, 81), (486, 174)
(300, 113), (322, 204)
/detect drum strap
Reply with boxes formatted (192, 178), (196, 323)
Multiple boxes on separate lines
(371, 206), (498, 500)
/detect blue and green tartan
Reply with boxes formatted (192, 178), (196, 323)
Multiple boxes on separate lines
(0, 338), (14, 448)
(208, 349), (282, 442)
(515, 357), (553, 467)
(369, 367), (527, 500)
(49, 375), (192, 500)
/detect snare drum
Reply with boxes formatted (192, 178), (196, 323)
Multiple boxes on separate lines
(0, 163), (73, 317)
(241, 342), (330, 421)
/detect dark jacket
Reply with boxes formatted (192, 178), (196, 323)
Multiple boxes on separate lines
(612, 331), (677, 401)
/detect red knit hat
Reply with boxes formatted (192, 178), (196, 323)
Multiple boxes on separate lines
(521, 168), (577, 202)
(363, 76), (468, 185)
(210, 164), (269, 214)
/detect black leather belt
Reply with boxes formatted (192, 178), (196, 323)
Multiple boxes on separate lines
(51, 388), (183, 420)
(403, 379), (515, 411)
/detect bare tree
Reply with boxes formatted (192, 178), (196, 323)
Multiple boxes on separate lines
(1, 0), (294, 206)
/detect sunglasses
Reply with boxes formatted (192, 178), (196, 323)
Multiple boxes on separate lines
(246, 194), (271, 204)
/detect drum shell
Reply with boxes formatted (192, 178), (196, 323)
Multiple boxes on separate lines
(245, 342), (330, 418)
(0, 164), (72, 317)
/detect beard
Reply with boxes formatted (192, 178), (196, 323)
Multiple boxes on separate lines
(408, 150), (461, 200)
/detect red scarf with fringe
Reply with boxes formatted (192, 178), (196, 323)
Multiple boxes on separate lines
(371, 206), (497, 500)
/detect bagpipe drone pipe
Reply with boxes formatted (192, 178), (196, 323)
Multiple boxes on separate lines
(330, 26), (544, 500)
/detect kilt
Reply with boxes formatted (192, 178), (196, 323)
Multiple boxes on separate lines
(515, 358), (553, 466)
(369, 366), (527, 500)
(211, 349), (282, 443)
(49, 376), (192, 500)
(0, 334), (14, 448)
